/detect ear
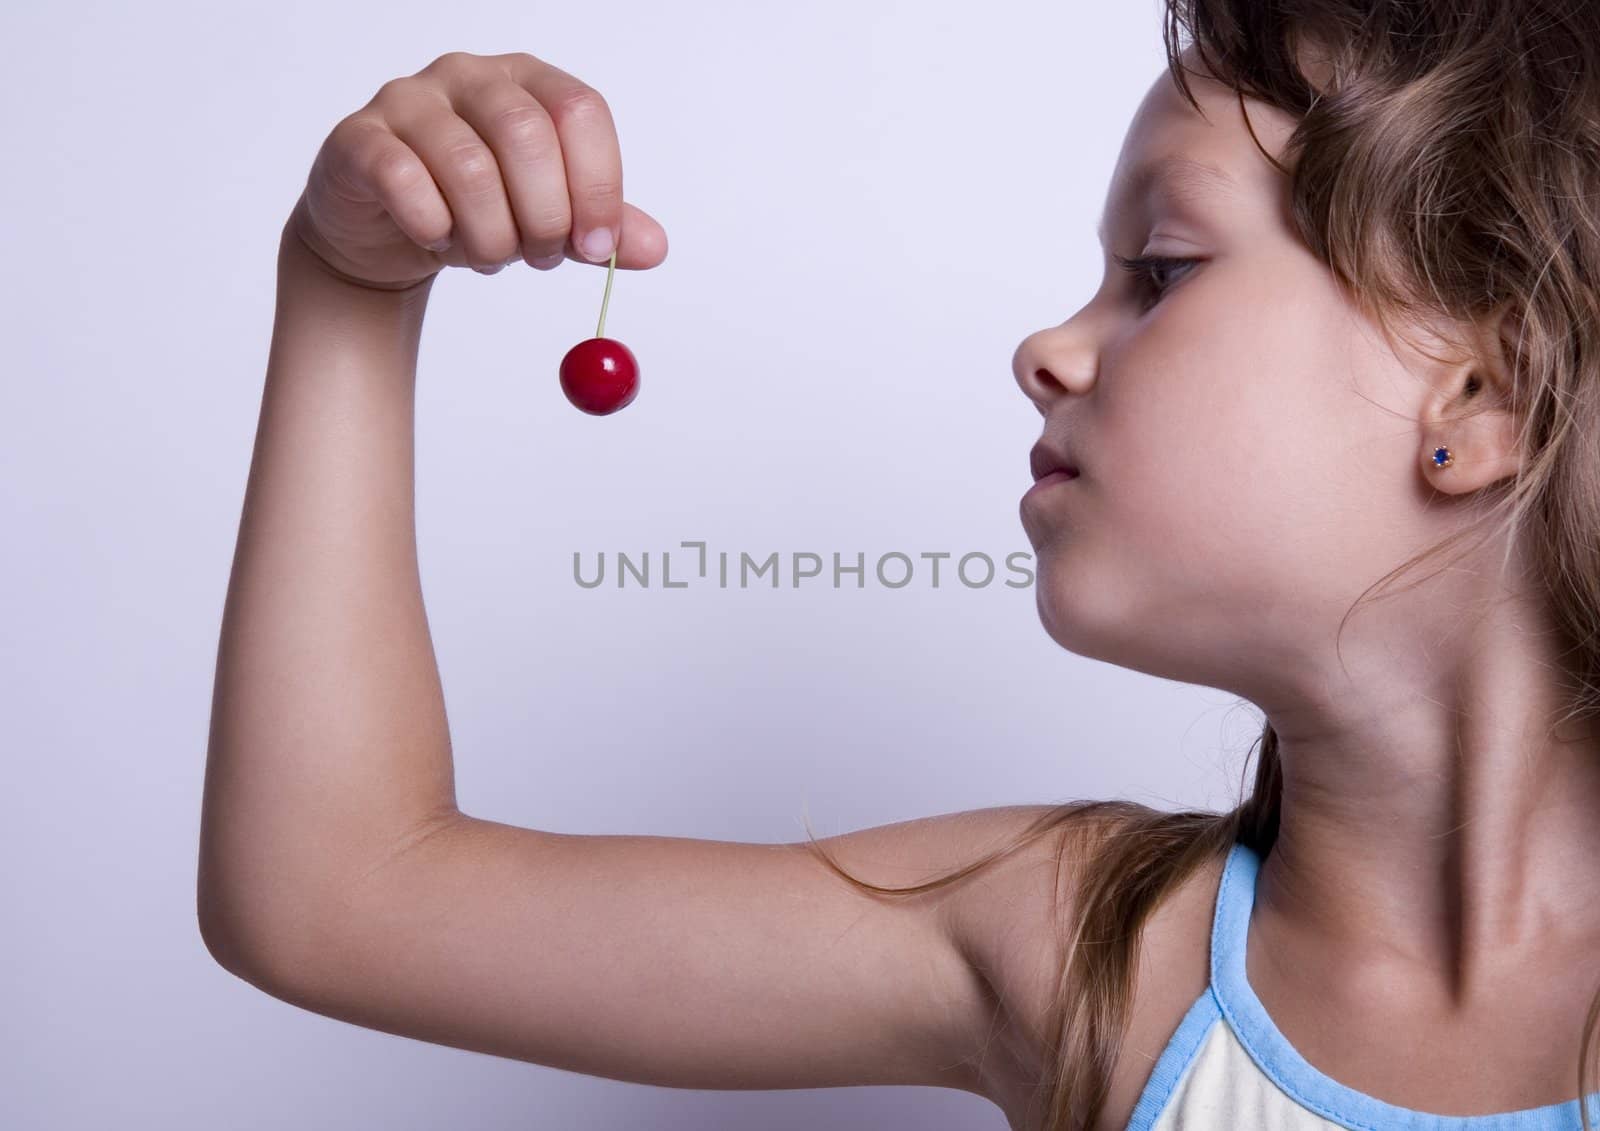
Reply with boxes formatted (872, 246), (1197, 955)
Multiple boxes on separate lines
(1420, 303), (1524, 496)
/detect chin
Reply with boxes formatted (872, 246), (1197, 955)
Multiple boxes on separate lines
(1033, 569), (1093, 654)
(1031, 559), (1134, 662)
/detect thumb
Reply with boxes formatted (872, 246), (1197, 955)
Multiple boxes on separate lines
(607, 202), (668, 270)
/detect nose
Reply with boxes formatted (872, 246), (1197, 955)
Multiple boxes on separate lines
(1012, 322), (1095, 415)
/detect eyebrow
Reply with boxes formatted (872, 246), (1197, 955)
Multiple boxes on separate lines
(1095, 156), (1237, 248)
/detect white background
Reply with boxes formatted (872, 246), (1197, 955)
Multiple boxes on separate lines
(0, 1), (1265, 1126)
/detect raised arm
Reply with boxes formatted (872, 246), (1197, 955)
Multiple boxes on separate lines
(198, 217), (456, 951)
(198, 51), (1071, 1113)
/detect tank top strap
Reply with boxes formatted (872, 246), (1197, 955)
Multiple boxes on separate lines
(1208, 839), (1258, 1006)
(1208, 838), (1600, 1130)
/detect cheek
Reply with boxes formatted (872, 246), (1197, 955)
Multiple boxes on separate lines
(1072, 279), (1399, 611)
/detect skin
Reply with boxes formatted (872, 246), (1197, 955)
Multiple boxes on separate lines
(197, 40), (1600, 1123)
(200, 49), (1028, 1119)
(1013, 45), (1600, 1108)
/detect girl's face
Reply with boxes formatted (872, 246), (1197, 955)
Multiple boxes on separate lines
(1013, 51), (1455, 693)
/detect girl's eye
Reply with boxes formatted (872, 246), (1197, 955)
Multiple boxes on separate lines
(1111, 254), (1200, 306)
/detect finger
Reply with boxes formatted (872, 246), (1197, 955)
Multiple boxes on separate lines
(495, 53), (624, 266)
(611, 201), (671, 271)
(381, 88), (522, 273)
(317, 113), (455, 254)
(448, 78), (573, 271)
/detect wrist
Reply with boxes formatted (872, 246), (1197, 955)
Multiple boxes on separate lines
(276, 217), (439, 306)
(268, 219), (434, 382)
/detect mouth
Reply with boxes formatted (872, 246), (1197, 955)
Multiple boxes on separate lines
(1028, 440), (1080, 483)
(1020, 463), (1079, 521)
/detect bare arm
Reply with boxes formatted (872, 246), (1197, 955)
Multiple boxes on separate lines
(198, 51), (1068, 1104)
(199, 220), (456, 949)
(198, 214), (1057, 1101)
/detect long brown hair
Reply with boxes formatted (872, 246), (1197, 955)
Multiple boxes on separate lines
(802, 1), (1600, 1127)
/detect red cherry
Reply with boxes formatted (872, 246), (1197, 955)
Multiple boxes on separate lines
(560, 245), (639, 414)
(560, 336), (638, 414)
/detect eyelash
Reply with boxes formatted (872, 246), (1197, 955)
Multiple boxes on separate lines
(1111, 254), (1199, 304)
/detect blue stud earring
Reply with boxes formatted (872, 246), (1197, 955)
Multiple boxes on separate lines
(1432, 445), (1454, 469)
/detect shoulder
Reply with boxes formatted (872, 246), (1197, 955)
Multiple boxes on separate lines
(1094, 844), (1227, 1130)
(947, 806), (1231, 1130)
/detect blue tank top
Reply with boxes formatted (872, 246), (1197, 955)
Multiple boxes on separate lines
(1127, 840), (1600, 1129)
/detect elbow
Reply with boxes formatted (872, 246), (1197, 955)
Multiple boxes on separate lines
(196, 877), (317, 997)
(195, 833), (336, 995)
(197, 881), (265, 986)
(199, 908), (248, 992)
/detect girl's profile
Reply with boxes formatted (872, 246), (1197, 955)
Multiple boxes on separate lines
(198, 2), (1600, 1129)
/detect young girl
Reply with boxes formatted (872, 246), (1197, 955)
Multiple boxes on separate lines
(196, 2), (1600, 1129)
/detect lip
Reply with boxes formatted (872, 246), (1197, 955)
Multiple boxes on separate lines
(1029, 439), (1079, 483)
(1021, 467), (1079, 504)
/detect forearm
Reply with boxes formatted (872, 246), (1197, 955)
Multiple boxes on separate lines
(199, 219), (459, 968)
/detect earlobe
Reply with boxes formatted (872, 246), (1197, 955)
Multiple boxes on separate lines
(1423, 409), (1524, 494)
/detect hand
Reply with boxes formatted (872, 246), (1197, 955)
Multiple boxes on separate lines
(286, 50), (669, 290)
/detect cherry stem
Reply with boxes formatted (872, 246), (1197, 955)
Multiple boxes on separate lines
(596, 247), (617, 338)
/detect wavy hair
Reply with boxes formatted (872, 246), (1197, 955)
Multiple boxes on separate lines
(803, 1), (1600, 1127)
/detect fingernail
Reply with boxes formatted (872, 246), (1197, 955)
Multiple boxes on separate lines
(426, 234), (452, 252)
(580, 228), (614, 262)
(532, 252), (565, 269)
(474, 263), (504, 275)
